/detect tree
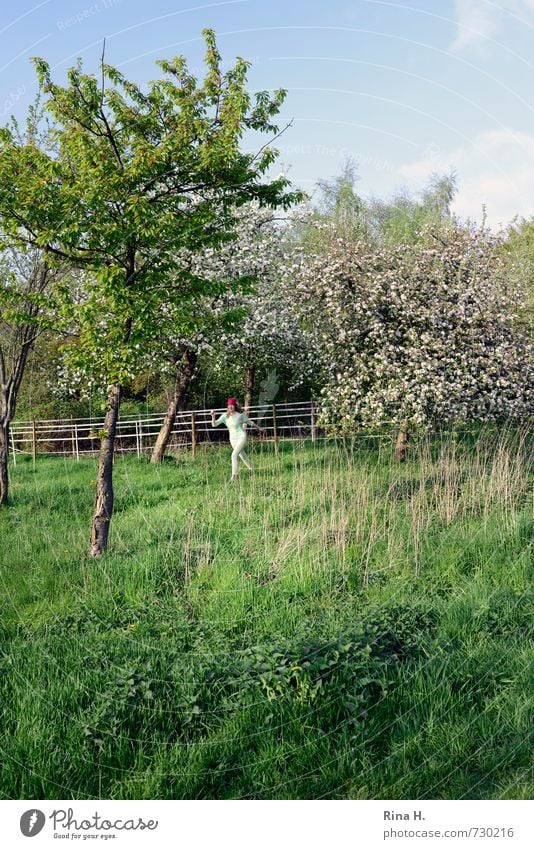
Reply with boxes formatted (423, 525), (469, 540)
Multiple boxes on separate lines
(209, 275), (315, 409)
(147, 291), (235, 464)
(289, 223), (533, 457)
(204, 203), (316, 411)
(297, 163), (458, 254)
(293, 159), (370, 255)
(0, 245), (63, 503)
(149, 200), (315, 462)
(365, 171), (457, 247)
(150, 345), (199, 462)
(315, 158), (370, 243)
(147, 201), (267, 462)
(0, 30), (301, 555)
(0, 100), (65, 504)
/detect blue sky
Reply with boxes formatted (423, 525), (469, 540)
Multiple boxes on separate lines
(1, 0), (533, 227)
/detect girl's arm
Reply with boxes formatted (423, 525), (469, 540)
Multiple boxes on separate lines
(243, 414), (265, 432)
(211, 410), (226, 427)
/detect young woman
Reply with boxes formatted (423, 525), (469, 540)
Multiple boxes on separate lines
(210, 398), (264, 481)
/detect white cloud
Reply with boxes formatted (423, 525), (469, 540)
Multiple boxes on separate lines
(399, 128), (534, 227)
(450, 0), (534, 54)
(450, 0), (501, 52)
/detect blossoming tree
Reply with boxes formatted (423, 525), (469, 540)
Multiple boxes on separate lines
(289, 223), (533, 457)
(147, 201), (315, 461)
(202, 204), (316, 406)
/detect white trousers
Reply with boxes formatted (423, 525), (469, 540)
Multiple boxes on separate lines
(230, 434), (253, 476)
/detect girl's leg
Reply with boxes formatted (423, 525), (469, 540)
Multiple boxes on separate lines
(239, 447), (253, 470)
(231, 443), (240, 477)
(231, 437), (251, 477)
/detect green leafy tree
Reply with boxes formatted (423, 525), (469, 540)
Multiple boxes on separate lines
(294, 159), (369, 253)
(297, 162), (457, 253)
(0, 30), (301, 554)
(365, 171), (457, 247)
(315, 158), (370, 243)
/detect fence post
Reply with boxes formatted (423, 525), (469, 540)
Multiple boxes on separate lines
(272, 404), (279, 456)
(135, 420), (141, 458)
(310, 401), (317, 444)
(70, 417), (76, 458)
(74, 423), (79, 460)
(32, 421), (37, 463)
(10, 430), (16, 466)
(191, 412), (197, 458)
(139, 419), (143, 456)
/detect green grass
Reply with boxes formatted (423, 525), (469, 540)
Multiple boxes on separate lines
(1, 431), (533, 799)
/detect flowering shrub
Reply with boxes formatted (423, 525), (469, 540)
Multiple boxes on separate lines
(289, 223), (533, 432)
(191, 201), (316, 392)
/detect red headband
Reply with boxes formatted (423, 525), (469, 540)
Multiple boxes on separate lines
(227, 398), (237, 406)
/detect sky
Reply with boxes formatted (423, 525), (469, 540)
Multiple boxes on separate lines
(1, 0), (534, 228)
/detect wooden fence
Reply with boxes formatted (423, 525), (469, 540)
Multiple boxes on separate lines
(8, 400), (328, 462)
(8, 402), (526, 465)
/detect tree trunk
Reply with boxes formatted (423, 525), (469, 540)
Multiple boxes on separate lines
(394, 422), (409, 461)
(244, 364), (256, 411)
(151, 348), (197, 463)
(0, 422), (9, 506)
(89, 383), (121, 557)
(88, 254), (134, 556)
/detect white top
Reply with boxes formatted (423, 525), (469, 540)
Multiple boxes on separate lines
(212, 411), (253, 438)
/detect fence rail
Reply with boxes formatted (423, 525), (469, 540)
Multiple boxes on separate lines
(9, 401), (333, 462)
(10, 402), (517, 464)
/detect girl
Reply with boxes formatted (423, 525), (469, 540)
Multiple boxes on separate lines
(211, 398), (264, 481)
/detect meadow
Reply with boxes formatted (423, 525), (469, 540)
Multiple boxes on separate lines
(0, 429), (532, 800)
